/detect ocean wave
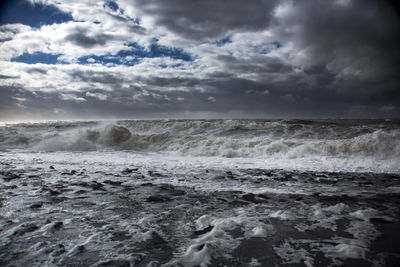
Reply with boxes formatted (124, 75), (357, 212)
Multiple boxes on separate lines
(0, 120), (399, 161)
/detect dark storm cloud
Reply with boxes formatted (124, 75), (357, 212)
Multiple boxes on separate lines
(133, 0), (400, 103)
(133, 0), (280, 40)
(65, 28), (112, 48)
(1, 0), (400, 120)
(125, 23), (146, 34)
(0, 86), (19, 114)
(137, 76), (200, 89)
(105, 12), (146, 34)
(0, 74), (19, 79)
(239, 0), (400, 117)
(111, 15), (146, 34)
(275, 0), (400, 85)
(69, 70), (123, 85)
(216, 55), (293, 75)
(26, 68), (48, 74)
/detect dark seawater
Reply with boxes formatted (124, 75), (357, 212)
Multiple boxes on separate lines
(0, 119), (399, 266)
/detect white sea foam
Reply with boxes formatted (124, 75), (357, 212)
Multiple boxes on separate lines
(250, 226), (268, 237)
(319, 238), (369, 262)
(1, 147), (397, 266)
(274, 241), (314, 267)
(333, 243), (367, 259)
(1, 119), (399, 173)
(169, 214), (243, 266)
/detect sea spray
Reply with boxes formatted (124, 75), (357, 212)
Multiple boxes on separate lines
(1, 119), (399, 172)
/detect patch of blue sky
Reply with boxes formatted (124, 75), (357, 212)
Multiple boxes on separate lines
(0, 0), (73, 27)
(213, 36), (232, 47)
(103, 0), (119, 12)
(103, 0), (140, 24)
(79, 43), (193, 66)
(78, 53), (140, 67)
(11, 52), (64, 65)
(127, 43), (193, 61)
(260, 41), (282, 54)
(11, 42), (193, 66)
(0, 37), (13, 43)
(126, 16), (141, 25)
(159, 63), (184, 69)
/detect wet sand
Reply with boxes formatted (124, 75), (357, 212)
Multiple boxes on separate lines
(1, 159), (400, 266)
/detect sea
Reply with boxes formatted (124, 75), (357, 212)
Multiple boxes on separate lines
(0, 119), (399, 266)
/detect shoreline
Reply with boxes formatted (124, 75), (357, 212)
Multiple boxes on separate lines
(1, 159), (399, 266)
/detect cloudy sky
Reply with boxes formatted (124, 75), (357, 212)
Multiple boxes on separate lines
(0, 0), (399, 121)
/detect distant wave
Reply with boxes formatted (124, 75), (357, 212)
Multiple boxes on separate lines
(1, 119), (399, 163)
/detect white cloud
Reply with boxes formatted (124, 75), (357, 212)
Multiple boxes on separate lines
(60, 93), (86, 102)
(85, 92), (108, 100)
(274, 1), (295, 18)
(208, 96), (216, 102)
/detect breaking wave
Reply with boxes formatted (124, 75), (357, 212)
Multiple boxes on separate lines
(1, 119), (399, 162)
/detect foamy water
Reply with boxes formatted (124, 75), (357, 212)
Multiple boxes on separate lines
(1, 119), (399, 266)
(1, 119), (399, 173)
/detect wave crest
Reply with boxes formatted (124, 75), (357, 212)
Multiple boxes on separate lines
(0, 120), (399, 162)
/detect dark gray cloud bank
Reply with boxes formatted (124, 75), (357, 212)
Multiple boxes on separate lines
(0, 0), (399, 121)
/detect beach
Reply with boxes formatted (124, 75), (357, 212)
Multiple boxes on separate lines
(1, 119), (400, 266)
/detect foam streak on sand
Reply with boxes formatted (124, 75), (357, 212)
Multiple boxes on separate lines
(0, 119), (400, 266)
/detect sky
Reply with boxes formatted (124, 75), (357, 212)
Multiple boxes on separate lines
(0, 0), (399, 121)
